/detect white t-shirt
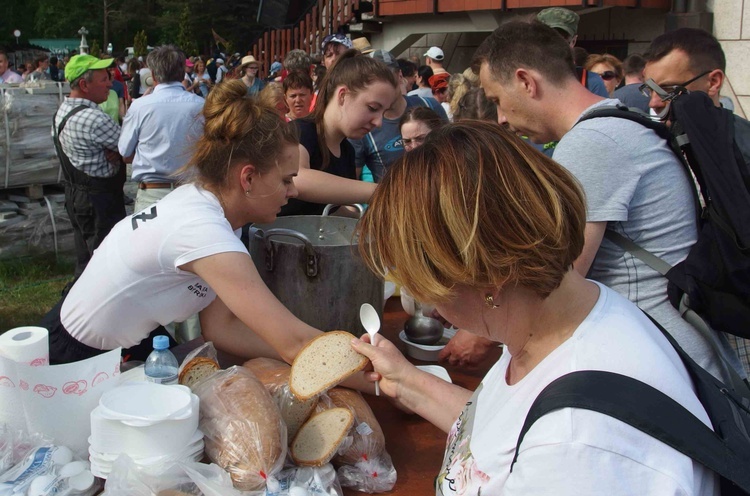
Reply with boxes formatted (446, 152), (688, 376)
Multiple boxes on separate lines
(436, 283), (718, 496)
(61, 184), (247, 349)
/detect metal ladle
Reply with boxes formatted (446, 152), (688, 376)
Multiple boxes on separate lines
(404, 300), (444, 345)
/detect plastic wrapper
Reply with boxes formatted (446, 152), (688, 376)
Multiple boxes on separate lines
(102, 454), (244, 496)
(179, 342), (219, 372)
(317, 389), (397, 493)
(177, 341), (220, 389)
(243, 358), (318, 440)
(0, 195), (75, 260)
(0, 83), (69, 189)
(0, 425), (50, 475)
(267, 464), (343, 496)
(193, 366), (287, 492)
(0, 442), (101, 496)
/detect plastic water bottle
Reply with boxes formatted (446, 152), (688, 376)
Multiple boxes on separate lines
(144, 335), (178, 385)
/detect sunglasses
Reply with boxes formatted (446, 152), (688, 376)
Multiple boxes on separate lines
(638, 70), (711, 100)
(595, 70), (618, 81)
(435, 87), (448, 94)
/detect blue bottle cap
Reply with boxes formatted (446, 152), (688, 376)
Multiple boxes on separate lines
(153, 335), (170, 350)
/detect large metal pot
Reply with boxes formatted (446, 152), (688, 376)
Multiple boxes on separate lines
(248, 213), (383, 336)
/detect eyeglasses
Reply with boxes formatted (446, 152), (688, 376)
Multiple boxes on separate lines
(402, 135), (428, 146)
(639, 70), (711, 100)
(595, 70), (618, 81)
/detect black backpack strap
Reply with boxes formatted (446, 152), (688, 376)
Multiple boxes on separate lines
(510, 370), (729, 476)
(577, 105), (673, 141)
(511, 313), (750, 494)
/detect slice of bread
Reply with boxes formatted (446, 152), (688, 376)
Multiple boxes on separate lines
(243, 357), (319, 440)
(327, 387), (386, 465)
(289, 331), (368, 401)
(179, 357), (220, 389)
(291, 407), (355, 466)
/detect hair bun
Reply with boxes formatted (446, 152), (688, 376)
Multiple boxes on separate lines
(202, 80), (265, 141)
(205, 79), (248, 108)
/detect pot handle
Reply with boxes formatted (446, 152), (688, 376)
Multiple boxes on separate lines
(257, 228), (319, 277)
(322, 203), (365, 218)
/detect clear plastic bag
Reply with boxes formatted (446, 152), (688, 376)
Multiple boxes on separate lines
(0, 424), (50, 475)
(0, 442), (101, 496)
(102, 454), (245, 496)
(193, 366), (287, 492)
(267, 464), (343, 496)
(179, 342), (219, 374)
(243, 358), (318, 441)
(317, 389), (397, 493)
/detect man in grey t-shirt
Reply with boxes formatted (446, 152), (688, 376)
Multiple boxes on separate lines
(471, 20), (745, 384)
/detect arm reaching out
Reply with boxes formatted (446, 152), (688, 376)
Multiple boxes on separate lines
(294, 144), (377, 205)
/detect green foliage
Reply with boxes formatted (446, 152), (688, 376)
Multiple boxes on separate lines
(0, 254), (74, 332)
(0, 0), (39, 46)
(133, 30), (148, 57)
(33, 0), (101, 40)
(176, 5), (198, 56)
(89, 39), (101, 57)
(2, 0), (270, 58)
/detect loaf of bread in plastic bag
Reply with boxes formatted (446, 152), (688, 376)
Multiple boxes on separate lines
(243, 357), (318, 440)
(193, 366), (287, 491)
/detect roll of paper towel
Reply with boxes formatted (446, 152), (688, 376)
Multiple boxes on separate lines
(0, 326), (49, 365)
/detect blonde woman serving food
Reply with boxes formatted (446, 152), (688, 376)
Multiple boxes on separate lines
(351, 121), (717, 495)
(40, 80), (357, 365)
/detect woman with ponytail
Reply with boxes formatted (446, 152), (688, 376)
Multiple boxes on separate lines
(42, 80), (336, 365)
(281, 49), (399, 215)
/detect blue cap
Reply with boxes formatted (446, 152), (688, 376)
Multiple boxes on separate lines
(153, 335), (170, 350)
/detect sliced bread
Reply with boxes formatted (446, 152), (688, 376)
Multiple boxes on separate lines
(289, 331), (368, 401)
(179, 357), (220, 389)
(291, 407), (355, 466)
(327, 387), (386, 465)
(244, 357), (319, 440)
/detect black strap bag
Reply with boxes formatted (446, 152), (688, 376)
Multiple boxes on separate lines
(578, 94), (750, 339)
(511, 315), (750, 495)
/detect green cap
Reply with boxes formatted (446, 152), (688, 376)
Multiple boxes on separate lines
(65, 54), (114, 82)
(537, 7), (579, 38)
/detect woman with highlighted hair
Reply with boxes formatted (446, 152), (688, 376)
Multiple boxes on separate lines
(350, 121), (717, 495)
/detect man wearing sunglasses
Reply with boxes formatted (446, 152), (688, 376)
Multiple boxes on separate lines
(473, 20), (746, 386)
(643, 28), (750, 376)
(643, 28), (750, 161)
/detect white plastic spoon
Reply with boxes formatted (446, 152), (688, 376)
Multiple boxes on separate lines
(359, 303), (382, 396)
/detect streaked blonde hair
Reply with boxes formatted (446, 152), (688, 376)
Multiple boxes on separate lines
(357, 121), (586, 303)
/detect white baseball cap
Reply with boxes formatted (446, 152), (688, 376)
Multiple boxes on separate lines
(216, 58), (224, 65)
(424, 47), (444, 61)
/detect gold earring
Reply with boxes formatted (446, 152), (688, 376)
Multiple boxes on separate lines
(485, 294), (499, 309)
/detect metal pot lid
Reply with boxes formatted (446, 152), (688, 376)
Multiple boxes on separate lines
(252, 215), (360, 247)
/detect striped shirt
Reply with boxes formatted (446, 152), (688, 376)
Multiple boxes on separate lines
(53, 97), (121, 178)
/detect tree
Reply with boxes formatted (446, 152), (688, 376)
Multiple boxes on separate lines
(176, 5), (198, 56)
(89, 39), (101, 57)
(133, 30), (148, 57)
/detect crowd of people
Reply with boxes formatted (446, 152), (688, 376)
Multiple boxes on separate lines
(2, 5), (749, 494)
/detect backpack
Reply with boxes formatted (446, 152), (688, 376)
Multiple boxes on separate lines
(511, 314), (750, 495)
(578, 93), (750, 340)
